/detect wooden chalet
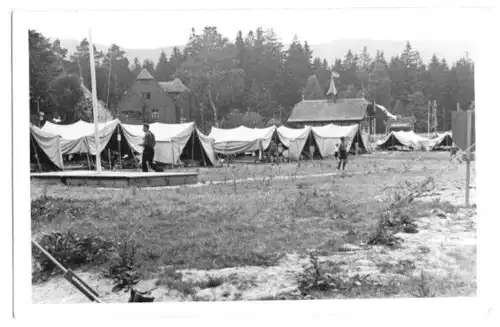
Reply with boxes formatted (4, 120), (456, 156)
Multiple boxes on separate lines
(287, 98), (378, 134)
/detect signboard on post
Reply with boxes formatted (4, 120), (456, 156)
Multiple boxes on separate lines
(452, 110), (475, 207)
(452, 111), (476, 153)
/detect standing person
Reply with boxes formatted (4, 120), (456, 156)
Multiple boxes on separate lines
(277, 142), (284, 165)
(337, 137), (348, 171)
(268, 140), (278, 165)
(139, 123), (163, 172)
(334, 144), (339, 161)
(309, 144), (315, 161)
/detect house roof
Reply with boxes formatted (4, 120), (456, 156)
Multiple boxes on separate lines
(287, 98), (370, 123)
(136, 68), (155, 80)
(158, 78), (189, 93)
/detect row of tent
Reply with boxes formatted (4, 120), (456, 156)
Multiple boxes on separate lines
(376, 130), (453, 151)
(209, 124), (370, 160)
(30, 119), (217, 171)
(30, 120), (370, 171)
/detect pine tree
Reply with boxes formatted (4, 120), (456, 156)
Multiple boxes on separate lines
(303, 75), (324, 100)
(359, 46), (372, 71)
(235, 30), (246, 69)
(169, 47), (184, 76)
(282, 36), (311, 110)
(102, 44), (134, 108)
(155, 50), (170, 81)
(312, 57), (329, 94)
(142, 59), (155, 76)
(367, 62), (391, 109)
(342, 49), (354, 69)
(132, 57), (141, 75)
(303, 41), (313, 74)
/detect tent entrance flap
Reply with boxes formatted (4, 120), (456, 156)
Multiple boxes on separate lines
(350, 129), (367, 154)
(100, 127), (138, 169)
(180, 130), (213, 166)
(30, 134), (61, 172)
(302, 132), (321, 160)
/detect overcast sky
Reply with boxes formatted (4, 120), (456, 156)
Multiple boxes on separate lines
(24, 7), (484, 48)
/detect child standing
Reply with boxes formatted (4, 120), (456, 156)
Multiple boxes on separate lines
(337, 137), (348, 171)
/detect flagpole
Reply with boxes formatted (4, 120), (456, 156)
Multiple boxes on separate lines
(89, 29), (102, 172)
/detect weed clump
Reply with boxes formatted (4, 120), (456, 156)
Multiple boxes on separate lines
(32, 231), (114, 282)
(409, 269), (435, 298)
(104, 240), (140, 292)
(297, 253), (401, 298)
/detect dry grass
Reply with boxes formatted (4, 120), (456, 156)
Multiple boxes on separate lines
(31, 152), (475, 299)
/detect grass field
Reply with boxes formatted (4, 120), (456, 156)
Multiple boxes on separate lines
(31, 151), (477, 302)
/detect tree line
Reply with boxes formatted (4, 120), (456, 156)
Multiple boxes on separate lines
(29, 27), (474, 132)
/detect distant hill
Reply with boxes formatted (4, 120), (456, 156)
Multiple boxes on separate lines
(58, 39), (180, 65)
(58, 38), (473, 66)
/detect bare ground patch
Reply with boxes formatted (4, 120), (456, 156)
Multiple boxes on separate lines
(31, 153), (476, 302)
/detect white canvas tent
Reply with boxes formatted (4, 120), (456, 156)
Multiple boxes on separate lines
(361, 131), (371, 153)
(430, 131), (453, 150)
(41, 119), (122, 155)
(311, 124), (365, 158)
(30, 123), (64, 170)
(376, 130), (431, 150)
(120, 122), (217, 166)
(209, 125), (277, 155)
(276, 126), (312, 160)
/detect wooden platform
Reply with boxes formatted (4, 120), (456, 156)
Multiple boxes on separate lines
(30, 170), (198, 188)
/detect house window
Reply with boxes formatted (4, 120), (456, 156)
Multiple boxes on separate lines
(142, 92), (151, 100)
(151, 109), (160, 121)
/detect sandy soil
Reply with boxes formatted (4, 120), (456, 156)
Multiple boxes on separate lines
(32, 170), (476, 303)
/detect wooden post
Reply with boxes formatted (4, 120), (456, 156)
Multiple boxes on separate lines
(31, 240), (101, 303)
(88, 29), (102, 172)
(191, 129), (195, 163)
(117, 124), (122, 169)
(200, 142), (207, 167)
(427, 100), (431, 139)
(465, 110), (472, 207)
(171, 142), (175, 167)
(86, 151), (92, 170)
(30, 135), (43, 172)
(108, 148), (111, 170)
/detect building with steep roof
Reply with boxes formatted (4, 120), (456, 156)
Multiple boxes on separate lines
(288, 98), (395, 134)
(115, 69), (189, 124)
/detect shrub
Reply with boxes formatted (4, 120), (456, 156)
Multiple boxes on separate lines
(366, 227), (403, 249)
(32, 231), (114, 282)
(297, 253), (335, 295)
(104, 240), (140, 292)
(410, 269), (435, 298)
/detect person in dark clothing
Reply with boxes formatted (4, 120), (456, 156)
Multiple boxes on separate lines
(139, 123), (163, 172)
(334, 144), (339, 161)
(277, 143), (284, 164)
(337, 137), (348, 171)
(268, 140), (278, 165)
